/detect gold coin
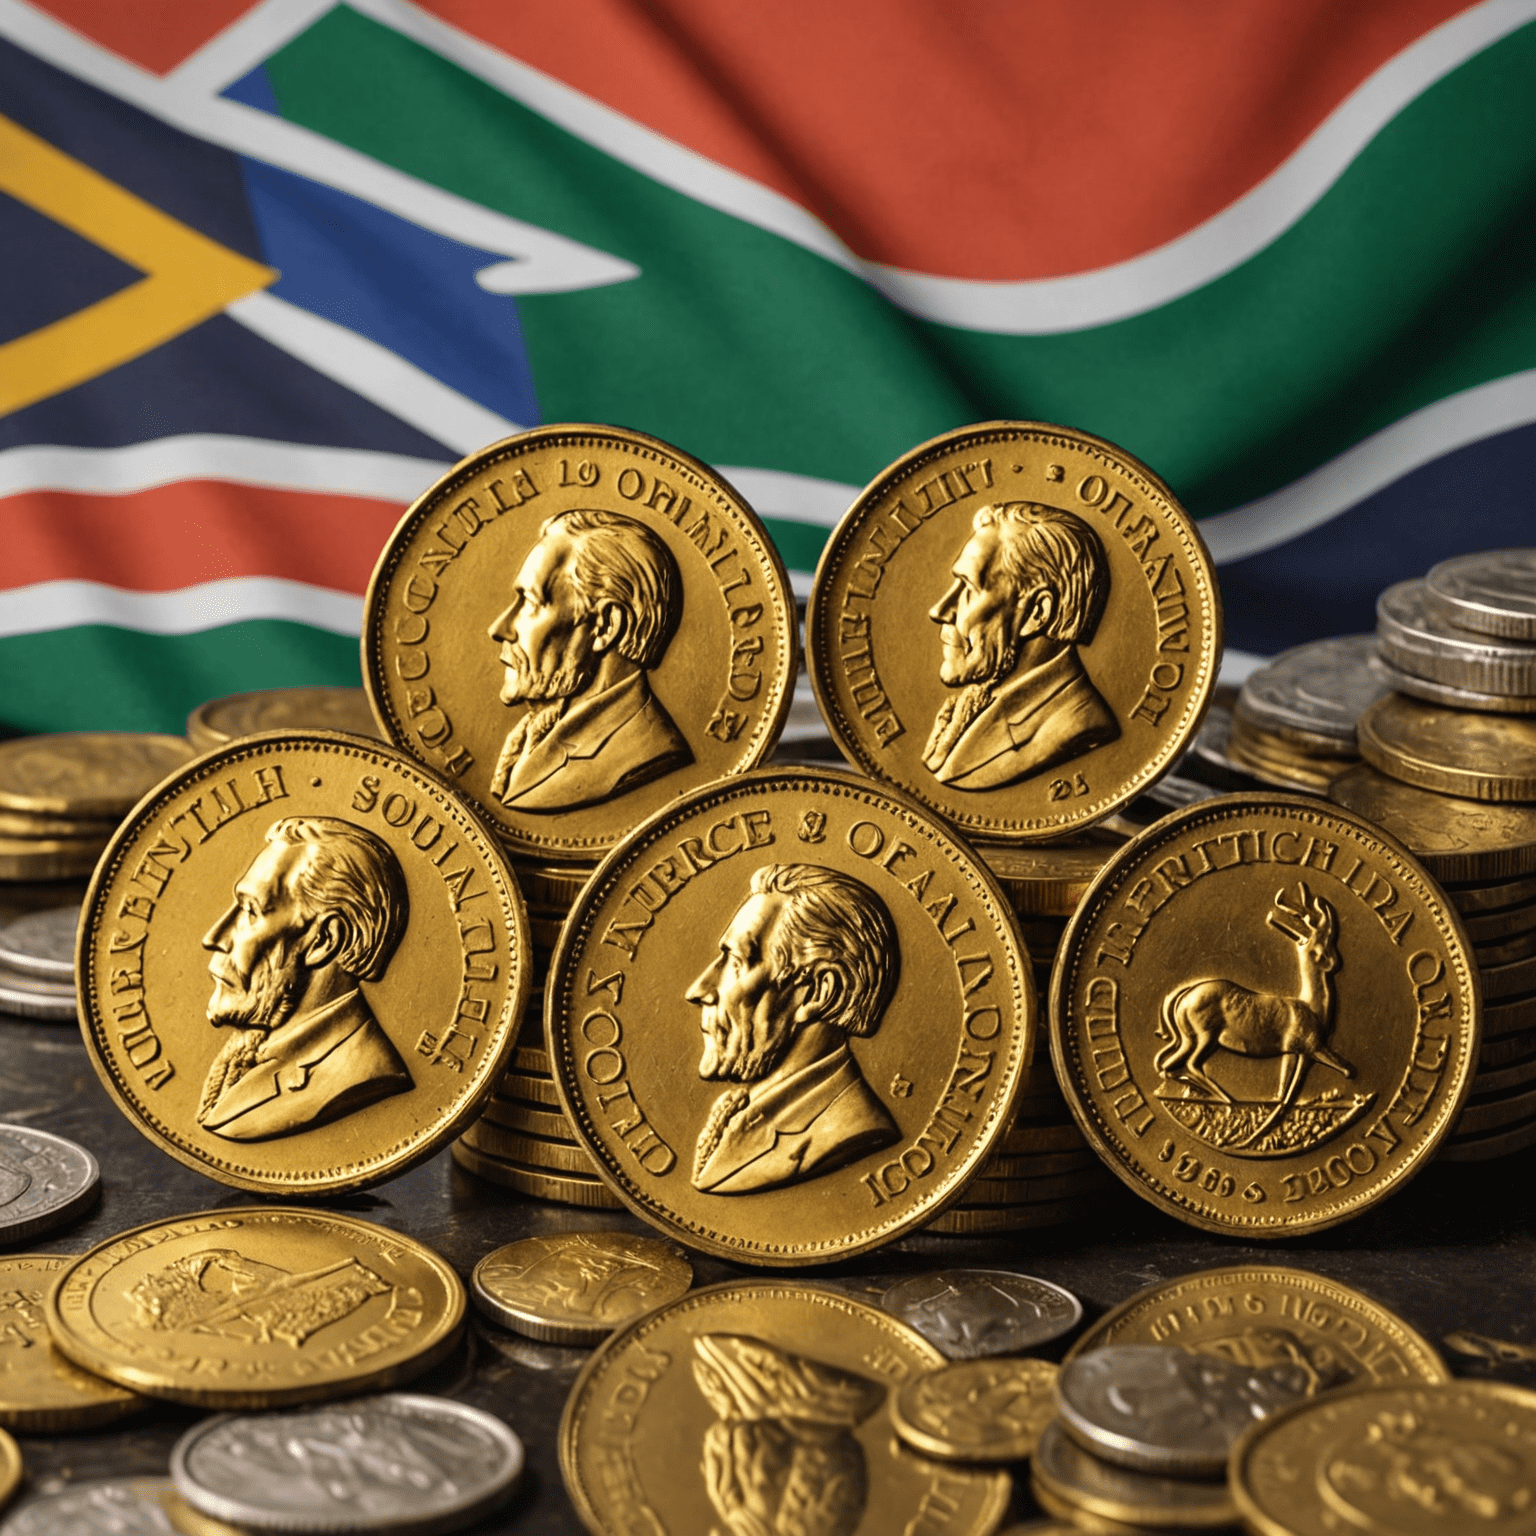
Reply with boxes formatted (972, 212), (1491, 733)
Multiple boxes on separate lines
(187, 687), (384, 752)
(1439, 1114), (1536, 1160)
(983, 1148), (1103, 1178)
(1052, 795), (1479, 1236)
(482, 1100), (575, 1141)
(519, 864), (593, 907)
(0, 834), (106, 881)
(1460, 899), (1536, 943)
(965, 1168), (1117, 1203)
(1227, 715), (1356, 792)
(560, 1280), (1009, 1533)
(1231, 1380), (1536, 1536)
(363, 425), (797, 861)
(0, 733), (193, 818)
(513, 1043), (551, 1074)
(528, 915), (566, 951)
(1359, 694), (1536, 803)
(1032, 1418), (1235, 1530)
(923, 1197), (1091, 1234)
(0, 1429), (17, 1513)
(1481, 1026), (1536, 1068)
(1487, 995), (1536, 1040)
(501, 1070), (560, 1108)
(1477, 926), (1536, 967)
(1446, 869), (1536, 913)
(547, 768), (1035, 1264)
(1473, 1049), (1536, 1095)
(1483, 951), (1536, 1001)
(462, 1121), (599, 1174)
(807, 422), (1221, 843)
(44, 1207), (464, 1407)
(76, 732), (531, 1196)
(1455, 1080), (1536, 1135)
(450, 1139), (624, 1207)
(999, 1120), (1089, 1154)
(472, 1231), (691, 1343)
(1065, 1264), (1449, 1386)
(890, 1357), (1057, 1461)
(0, 1255), (141, 1430)
(1331, 762), (1536, 881)
(0, 808), (116, 839)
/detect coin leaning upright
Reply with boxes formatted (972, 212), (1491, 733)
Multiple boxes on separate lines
(76, 731), (530, 1196)
(1051, 795), (1479, 1236)
(547, 768), (1036, 1264)
(364, 425), (797, 861)
(808, 422), (1221, 842)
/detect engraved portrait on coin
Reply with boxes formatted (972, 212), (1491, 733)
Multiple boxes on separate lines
(688, 864), (900, 1194)
(198, 817), (412, 1142)
(546, 769), (1035, 1264)
(487, 508), (690, 813)
(365, 426), (796, 860)
(694, 1334), (882, 1536)
(808, 423), (1221, 842)
(76, 733), (530, 1196)
(924, 502), (1118, 789)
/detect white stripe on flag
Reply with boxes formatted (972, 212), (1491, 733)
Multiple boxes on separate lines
(718, 468), (855, 530)
(0, 436), (450, 502)
(0, 578), (363, 640)
(1201, 369), (1536, 565)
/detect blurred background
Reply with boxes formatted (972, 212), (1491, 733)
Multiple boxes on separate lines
(4, 0), (1535, 735)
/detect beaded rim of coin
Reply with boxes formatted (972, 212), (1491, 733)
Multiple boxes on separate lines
(170, 1395), (524, 1535)
(1424, 548), (1536, 640)
(45, 1207), (467, 1408)
(807, 420), (1222, 845)
(1229, 1379), (1536, 1536)
(0, 907), (78, 981)
(0, 1124), (99, 1243)
(880, 1269), (1083, 1357)
(890, 1356), (1058, 1461)
(471, 1232), (693, 1344)
(1051, 793), (1480, 1238)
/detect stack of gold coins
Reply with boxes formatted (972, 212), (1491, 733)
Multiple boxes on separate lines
(453, 860), (623, 1208)
(185, 685), (384, 750)
(1226, 635), (1390, 790)
(925, 836), (1126, 1235)
(0, 733), (192, 885)
(1330, 763), (1536, 1161)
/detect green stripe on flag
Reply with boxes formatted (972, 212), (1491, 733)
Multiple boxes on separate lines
(0, 623), (361, 737)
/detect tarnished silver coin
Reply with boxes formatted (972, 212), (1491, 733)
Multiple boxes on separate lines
(1425, 548), (1536, 641)
(1057, 1344), (1310, 1478)
(1375, 651), (1536, 716)
(0, 967), (76, 1022)
(0, 1124), (98, 1242)
(0, 907), (78, 981)
(0, 1478), (183, 1535)
(1378, 579), (1536, 696)
(1235, 635), (1391, 749)
(881, 1270), (1083, 1359)
(171, 1393), (524, 1534)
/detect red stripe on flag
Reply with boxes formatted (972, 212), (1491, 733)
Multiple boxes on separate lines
(424, 0), (1479, 280)
(28, 0), (264, 74)
(0, 482), (405, 593)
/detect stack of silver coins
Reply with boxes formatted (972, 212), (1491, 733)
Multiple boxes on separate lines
(0, 907), (80, 1022)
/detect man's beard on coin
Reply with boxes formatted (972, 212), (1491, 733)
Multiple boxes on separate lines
(939, 622), (1016, 689)
(498, 640), (594, 706)
(697, 1001), (796, 1084)
(207, 943), (306, 1035)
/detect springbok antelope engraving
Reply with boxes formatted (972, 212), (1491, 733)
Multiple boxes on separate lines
(1153, 884), (1353, 1124)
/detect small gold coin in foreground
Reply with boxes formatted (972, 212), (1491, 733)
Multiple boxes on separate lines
(187, 687), (383, 750)
(76, 732), (530, 1195)
(1052, 795), (1479, 1236)
(547, 769), (1036, 1264)
(808, 421), (1221, 842)
(364, 424), (797, 862)
(471, 1232), (692, 1344)
(0, 1426), (18, 1512)
(1231, 1381), (1536, 1536)
(0, 733), (193, 818)
(891, 1357), (1058, 1462)
(45, 1207), (464, 1408)
(1064, 1264), (1448, 1388)
(0, 1256), (140, 1431)
(560, 1280), (1009, 1535)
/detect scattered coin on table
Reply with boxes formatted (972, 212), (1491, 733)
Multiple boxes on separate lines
(880, 1269), (1083, 1358)
(472, 1231), (693, 1344)
(171, 1394), (524, 1534)
(0, 1124), (99, 1242)
(890, 1356), (1058, 1462)
(1055, 1344), (1309, 1478)
(0, 1476), (190, 1535)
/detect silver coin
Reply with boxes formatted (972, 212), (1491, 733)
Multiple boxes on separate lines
(1425, 548), (1536, 640)
(0, 906), (78, 981)
(0, 969), (77, 1022)
(171, 1393), (524, 1534)
(0, 1124), (99, 1242)
(881, 1269), (1083, 1358)
(1378, 579), (1536, 696)
(1057, 1344), (1311, 1478)
(1235, 635), (1391, 748)
(0, 1477), (182, 1535)
(1373, 651), (1536, 716)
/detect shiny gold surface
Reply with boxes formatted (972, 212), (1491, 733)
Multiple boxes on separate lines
(0, 734), (193, 819)
(186, 687), (383, 751)
(890, 1357), (1058, 1461)
(1359, 694), (1536, 803)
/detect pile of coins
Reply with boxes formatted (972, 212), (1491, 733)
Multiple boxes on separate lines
(0, 906), (78, 1021)
(185, 683), (384, 751)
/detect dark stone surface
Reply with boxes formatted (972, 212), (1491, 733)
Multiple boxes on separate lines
(1, 878), (1532, 1532)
